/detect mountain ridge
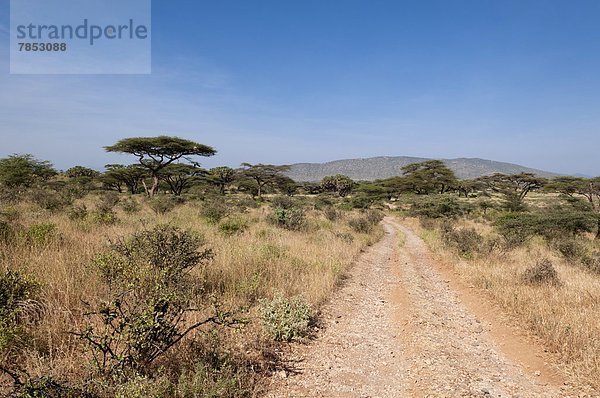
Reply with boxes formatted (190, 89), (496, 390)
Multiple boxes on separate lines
(286, 156), (560, 182)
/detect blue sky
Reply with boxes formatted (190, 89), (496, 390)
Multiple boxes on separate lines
(1, 0), (600, 175)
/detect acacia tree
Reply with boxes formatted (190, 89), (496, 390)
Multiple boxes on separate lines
(208, 166), (236, 195)
(321, 175), (355, 197)
(66, 166), (100, 179)
(400, 160), (458, 194)
(102, 164), (147, 195)
(477, 173), (546, 200)
(0, 154), (56, 189)
(476, 173), (546, 212)
(104, 136), (216, 197)
(546, 176), (600, 239)
(160, 163), (206, 196)
(239, 163), (291, 199)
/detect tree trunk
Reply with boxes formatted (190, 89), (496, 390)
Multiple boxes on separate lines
(141, 180), (150, 197)
(150, 175), (159, 197)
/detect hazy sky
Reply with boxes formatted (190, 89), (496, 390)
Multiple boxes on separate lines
(1, 0), (600, 175)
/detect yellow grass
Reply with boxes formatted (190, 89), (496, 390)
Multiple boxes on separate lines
(0, 196), (383, 385)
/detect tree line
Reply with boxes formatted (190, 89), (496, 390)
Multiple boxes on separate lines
(1, 136), (599, 220)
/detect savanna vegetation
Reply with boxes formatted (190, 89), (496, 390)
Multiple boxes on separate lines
(2, 138), (599, 394)
(0, 137), (385, 397)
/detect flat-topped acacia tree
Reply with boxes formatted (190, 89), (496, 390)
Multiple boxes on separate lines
(104, 136), (216, 197)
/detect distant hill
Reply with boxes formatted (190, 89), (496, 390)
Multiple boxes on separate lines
(286, 156), (559, 182)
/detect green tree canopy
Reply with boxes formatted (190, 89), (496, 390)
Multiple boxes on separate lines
(159, 163), (206, 196)
(102, 164), (148, 194)
(400, 160), (458, 194)
(321, 175), (355, 197)
(0, 154), (56, 188)
(65, 166), (100, 179)
(239, 163), (291, 198)
(208, 166), (236, 195)
(104, 136), (216, 196)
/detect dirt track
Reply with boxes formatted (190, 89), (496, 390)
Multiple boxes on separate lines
(266, 218), (594, 398)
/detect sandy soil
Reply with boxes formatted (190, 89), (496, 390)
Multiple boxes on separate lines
(265, 218), (597, 398)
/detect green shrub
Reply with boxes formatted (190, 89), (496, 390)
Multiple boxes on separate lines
(260, 295), (314, 342)
(270, 196), (297, 210)
(218, 217), (248, 236)
(270, 207), (305, 231)
(201, 202), (230, 224)
(0, 270), (41, 363)
(89, 209), (118, 225)
(22, 223), (58, 246)
(97, 191), (120, 213)
(149, 196), (182, 215)
(553, 238), (588, 260)
(495, 210), (597, 246)
(79, 225), (227, 377)
(364, 209), (384, 225)
(67, 204), (88, 221)
(348, 217), (372, 233)
(120, 198), (141, 214)
(28, 188), (74, 212)
(441, 226), (484, 258)
(114, 375), (172, 398)
(409, 196), (471, 219)
(346, 194), (374, 210)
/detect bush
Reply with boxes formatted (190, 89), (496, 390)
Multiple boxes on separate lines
(260, 295), (314, 342)
(270, 196), (297, 210)
(409, 196), (471, 219)
(334, 231), (354, 243)
(270, 207), (305, 231)
(441, 226), (484, 257)
(28, 188), (73, 212)
(219, 217), (249, 236)
(22, 223), (59, 247)
(495, 210), (597, 247)
(323, 207), (340, 221)
(201, 202), (230, 224)
(78, 225), (234, 378)
(67, 204), (88, 221)
(149, 196), (182, 215)
(348, 210), (382, 234)
(522, 259), (560, 286)
(364, 209), (384, 225)
(581, 253), (600, 274)
(553, 238), (588, 260)
(97, 192), (120, 213)
(89, 209), (118, 225)
(0, 270), (41, 371)
(348, 217), (372, 234)
(120, 198), (141, 214)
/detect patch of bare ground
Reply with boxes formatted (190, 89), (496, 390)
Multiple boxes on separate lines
(266, 217), (596, 398)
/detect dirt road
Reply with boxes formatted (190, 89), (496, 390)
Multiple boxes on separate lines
(266, 218), (591, 398)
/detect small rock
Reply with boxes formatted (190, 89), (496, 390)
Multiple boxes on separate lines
(534, 370), (541, 377)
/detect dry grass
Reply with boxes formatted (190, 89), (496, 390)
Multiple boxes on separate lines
(406, 216), (600, 390)
(0, 195), (383, 390)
